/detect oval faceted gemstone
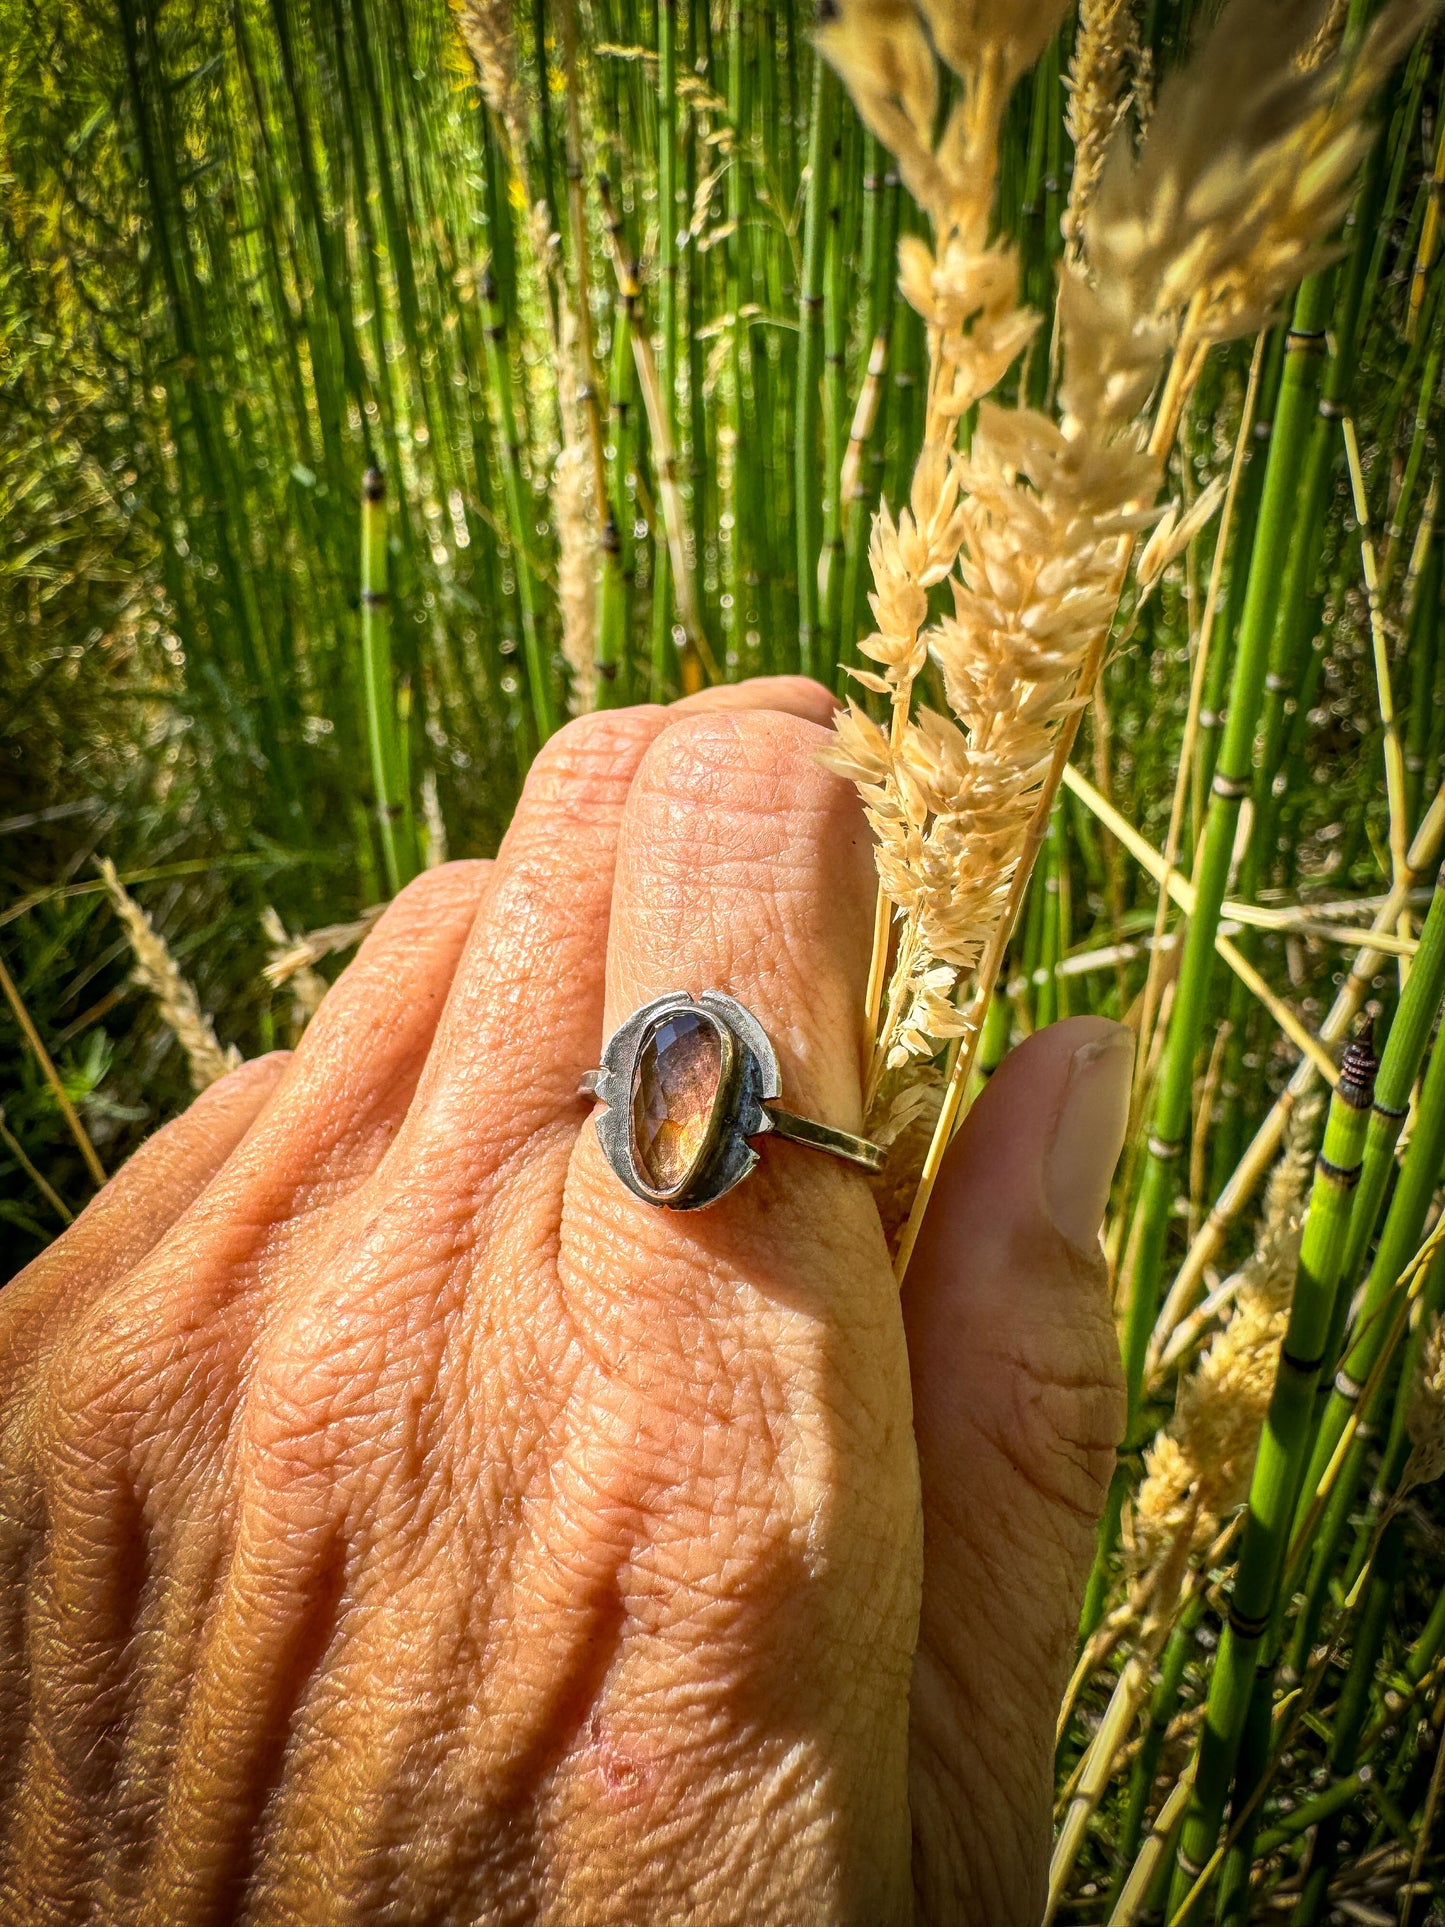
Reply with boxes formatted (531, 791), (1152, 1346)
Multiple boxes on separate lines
(630, 1009), (724, 1194)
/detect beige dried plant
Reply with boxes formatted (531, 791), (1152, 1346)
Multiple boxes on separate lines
(261, 904), (384, 995)
(99, 859), (241, 1093)
(1402, 1312), (1445, 1498)
(1061, 0), (1139, 262)
(1133, 1102), (1319, 1575)
(455, 0), (527, 160)
(1082, 0), (1432, 351)
(260, 907), (329, 1032)
(815, 0), (1061, 1111)
(819, 0), (1430, 1272)
(555, 305), (601, 713)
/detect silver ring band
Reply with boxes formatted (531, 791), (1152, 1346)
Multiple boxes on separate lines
(580, 990), (882, 1210)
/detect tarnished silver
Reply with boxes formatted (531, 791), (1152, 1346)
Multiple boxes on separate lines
(580, 989), (882, 1211)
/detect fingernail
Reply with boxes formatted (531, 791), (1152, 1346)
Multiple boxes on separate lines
(1044, 1028), (1134, 1255)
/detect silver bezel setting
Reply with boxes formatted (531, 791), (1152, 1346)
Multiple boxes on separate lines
(589, 990), (782, 1210)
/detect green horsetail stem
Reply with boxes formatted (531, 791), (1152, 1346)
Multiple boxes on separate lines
(360, 469), (419, 895)
(1404, 514), (1441, 824)
(1314, 867), (1445, 1431)
(1288, 1516), (1406, 1924)
(600, 299), (637, 707)
(1213, 1655), (1275, 1926)
(1248, 1769), (1367, 1861)
(1382, 294), (1445, 601)
(1248, 135), (1384, 877)
(1288, 899), (1445, 1682)
(1405, 1571), (1445, 1687)
(817, 103), (849, 676)
(1195, 328), (1287, 838)
(795, 53), (835, 680)
(1122, 270), (1337, 1429)
(1169, 1035), (1379, 1911)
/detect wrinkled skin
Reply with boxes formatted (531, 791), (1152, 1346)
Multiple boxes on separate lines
(0, 680), (1126, 1926)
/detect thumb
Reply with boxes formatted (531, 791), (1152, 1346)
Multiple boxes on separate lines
(903, 1015), (1130, 1926)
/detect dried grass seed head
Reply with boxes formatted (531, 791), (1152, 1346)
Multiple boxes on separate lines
(456, 0), (527, 155)
(1404, 1312), (1445, 1495)
(100, 859), (241, 1092)
(1134, 1098), (1321, 1570)
(1062, 0), (1140, 258)
(1080, 0), (1436, 347)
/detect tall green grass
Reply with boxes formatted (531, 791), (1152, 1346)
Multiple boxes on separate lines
(3, 1), (1445, 1914)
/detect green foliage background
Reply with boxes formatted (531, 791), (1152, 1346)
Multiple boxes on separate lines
(5, 0), (1418, 1263)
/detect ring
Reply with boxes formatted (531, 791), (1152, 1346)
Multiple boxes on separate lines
(580, 990), (883, 1210)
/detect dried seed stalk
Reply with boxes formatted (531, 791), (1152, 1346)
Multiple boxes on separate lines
(816, 0), (1052, 1064)
(100, 859), (241, 1092)
(820, 0), (1433, 1278)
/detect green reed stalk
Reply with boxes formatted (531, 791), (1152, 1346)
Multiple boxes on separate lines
(1288, 935), (1445, 1681)
(725, 0), (749, 667)
(1195, 328), (1286, 835)
(1213, 1658), (1274, 1927)
(817, 107), (849, 675)
(1250, 1770), (1366, 1860)
(558, 0), (611, 577)
(600, 296), (636, 707)
(1246, 134), (1383, 875)
(1122, 270), (1337, 1427)
(1318, 870), (1445, 1396)
(1405, 1578), (1445, 1689)
(1349, 1231), (1445, 1588)
(1383, 291), (1445, 600)
(1169, 1035), (1379, 1909)
(796, 51), (834, 679)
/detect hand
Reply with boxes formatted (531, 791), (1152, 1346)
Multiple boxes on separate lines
(0, 678), (1127, 1926)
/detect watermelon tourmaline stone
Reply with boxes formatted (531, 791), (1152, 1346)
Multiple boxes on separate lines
(630, 1009), (724, 1193)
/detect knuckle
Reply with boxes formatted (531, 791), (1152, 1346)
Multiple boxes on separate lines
(30, 1309), (145, 1486)
(673, 673), (837, 725)
(193, 1049), (291, 1115)
(637, 709), (857, 851)
(236, 1257), (420, 1506)
(364, 859), (490, 944)
(521, 706), (662, 813)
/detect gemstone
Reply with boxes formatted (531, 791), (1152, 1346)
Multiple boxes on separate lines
(630, 1009), (724, 1194)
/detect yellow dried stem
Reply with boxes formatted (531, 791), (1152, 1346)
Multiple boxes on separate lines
(1343, 412), (1411, 897)
(0, 949), (106, 1187)
(0, 1104), (74, 1223)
